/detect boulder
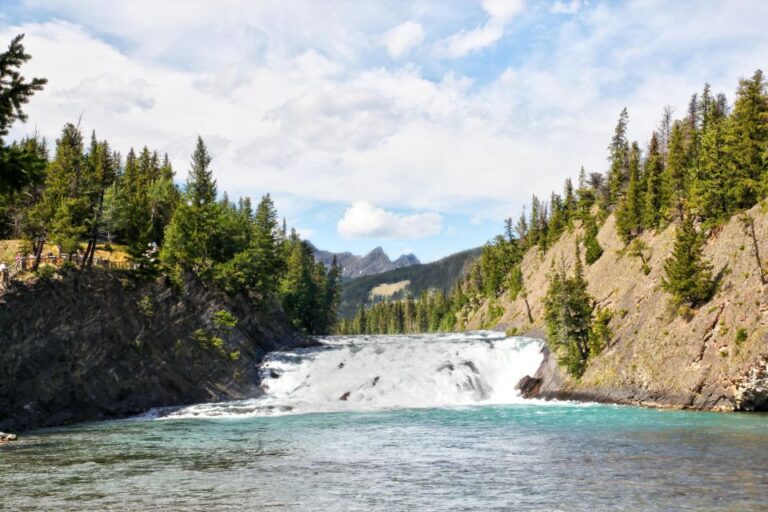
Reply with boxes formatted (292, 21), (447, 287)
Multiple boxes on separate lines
(515, 375), (542, 398)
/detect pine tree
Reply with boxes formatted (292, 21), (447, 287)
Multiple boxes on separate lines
(543, 242), (594, 377)
(616, 141), (643, 241)
(187, 136), (216, 205)
(607, 108), (630, 207)
(661, 214), (714, 308)
(82, 132), (117, 267)
(661, 122), (688, 221)
(725, 70), (768, 209)
(643, 132), (664, 228)
(583, 214), (603, 264)
(690, 108), (729, 224)
(31, 123), (88, 262)
(0, 34), (47, 195)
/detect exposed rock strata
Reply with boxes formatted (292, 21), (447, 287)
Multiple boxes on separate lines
(0, 269), (310, 432)
(471, 201), (768, 411)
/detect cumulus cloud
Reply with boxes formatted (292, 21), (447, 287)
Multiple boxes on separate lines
(62, 74), (155, 114)
(434, 0), (524, 58)
(383, 21), (424, 58)
(3, 0), (768, 233)
(337, 201), (443, 240)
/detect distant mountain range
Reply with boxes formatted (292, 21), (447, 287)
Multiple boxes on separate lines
(337, 247), (482, 318)
(308, 243), (420, 279)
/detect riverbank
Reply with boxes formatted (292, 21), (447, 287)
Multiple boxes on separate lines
(0, 268), (310, 432)
(466, 202), (768, 412)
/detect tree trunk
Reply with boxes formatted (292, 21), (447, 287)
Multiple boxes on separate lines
(32, 233), (45, 271)
(748, 219), (766, 284)
(524, 296), (534, 324)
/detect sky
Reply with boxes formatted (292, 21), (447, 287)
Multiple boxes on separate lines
(2, 0), (767, 262)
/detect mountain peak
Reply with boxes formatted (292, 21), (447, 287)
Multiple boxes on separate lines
(309, 244), (420, 278)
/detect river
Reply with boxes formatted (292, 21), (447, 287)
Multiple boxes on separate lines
(2, 332), (767, 511)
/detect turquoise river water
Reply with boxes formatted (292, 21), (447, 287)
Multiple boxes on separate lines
(2, 333), (767, 511)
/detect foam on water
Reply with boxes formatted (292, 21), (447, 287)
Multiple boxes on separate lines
(159, 331), (544, 419)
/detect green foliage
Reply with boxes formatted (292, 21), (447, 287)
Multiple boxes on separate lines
(137, 294), (154, 318)
(615, 141), (644, 242)
(36, 263), (55, 280)
(735, 327), (748, 345)
(607, 108), (630, 207)
(662, 214), (715, 308)
(213, 309), (237, 330)
(583, 215), (603, 265)
(0, 34), (47, 195)
(627, 238), (651, 274)
(588, 308), (613, 355)
(544, 244), (611, 378)
(340, 289), (454, 335)
(338, 248), (481, 319)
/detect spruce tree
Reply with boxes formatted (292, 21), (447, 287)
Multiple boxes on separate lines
(642, 132), (664, 229)
(661, 214), (714, 308)
(661, 123), (688, 221)
(616, 141), (643, 241)
(583, 214), (603, 264)
(607, 108), (630, 207)
(0, 34), (47, 195)
(187, 136), (216, 205)
(543, 243), (594, 377)
(690, 110), (729, 224)
(725, 70), (768, 209)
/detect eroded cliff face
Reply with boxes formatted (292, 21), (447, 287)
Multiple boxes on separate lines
(0, 270), (308, 432)
(469, 202), (768, 411)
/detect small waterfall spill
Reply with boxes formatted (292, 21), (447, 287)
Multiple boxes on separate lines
(161, 332), (544, 419)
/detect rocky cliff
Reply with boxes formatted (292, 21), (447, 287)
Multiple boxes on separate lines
(467, 202), (768, 411)
(310, 244), (420, 279)
(0, 269), (309, 432)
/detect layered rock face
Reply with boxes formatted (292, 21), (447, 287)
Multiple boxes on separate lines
(0, 270), (308, 432)
(472, 202), (768, 411)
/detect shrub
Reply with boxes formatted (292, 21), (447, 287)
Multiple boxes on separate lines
(36, 264), (56, 280)
(138, 294), (154, 318)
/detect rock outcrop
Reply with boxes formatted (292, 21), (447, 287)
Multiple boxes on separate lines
(471, 201), (768, 411)
(0, 269), (310, 432)
(309, 243), (420, 279)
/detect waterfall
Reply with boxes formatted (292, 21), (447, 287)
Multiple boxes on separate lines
(160, 332), (544, 419)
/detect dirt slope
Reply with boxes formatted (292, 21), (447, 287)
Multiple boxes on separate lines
(466, 202), (768, 411)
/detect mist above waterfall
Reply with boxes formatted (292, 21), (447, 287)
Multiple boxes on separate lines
(160, 332), (544, 420)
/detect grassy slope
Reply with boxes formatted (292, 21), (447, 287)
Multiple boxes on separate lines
(0, 240), (130, 265)
(466, 203), (768, 410)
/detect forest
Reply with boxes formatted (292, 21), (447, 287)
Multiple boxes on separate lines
(342, 68), (768, 376)
(0, 34), (340, 335)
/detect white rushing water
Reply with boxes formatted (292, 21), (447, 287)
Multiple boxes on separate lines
(160, 331), (544, 419)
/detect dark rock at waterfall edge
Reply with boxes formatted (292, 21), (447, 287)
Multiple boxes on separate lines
(0, 269), (314, 432)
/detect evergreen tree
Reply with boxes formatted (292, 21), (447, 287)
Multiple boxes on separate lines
(690, 111), (729, 224)
(543, 243), (595, 377)
(661, 214), (714, 308)
(0, 34), (47, 195)
(607, 108), (630, 207)
(725, 70), (768, 209)
(583, 214), (603, 265)
(187, 136), (216, 205)
(616, 141), (643, 241)
(642, 132), (665, 228)
(29, 123), (88, 263)
(661, 122), (688, 221)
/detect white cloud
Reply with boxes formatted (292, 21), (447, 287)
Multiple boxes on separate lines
(434, 0), (524, 58)
(383, 21), (424, 58)
(337, 201), (443, 240)
(62, 74), (155, 114)
(3, 0), (768, 238)
(550, 0), (581, 15)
